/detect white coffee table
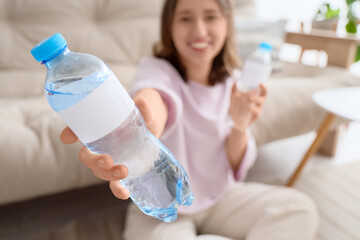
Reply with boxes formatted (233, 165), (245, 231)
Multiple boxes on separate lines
(286, 87), (360, 187)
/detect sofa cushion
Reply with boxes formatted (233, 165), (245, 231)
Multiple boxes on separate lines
(0, 0), (254, 99)
(234, 19), (287, 62)
(0, 70), (45, 98)
(232, 0), (256, 17)
(0, 64), (136, 98)
(0, 0), (254, 70)
(0, 96), (99, 205)
(0, 0), (162, 69)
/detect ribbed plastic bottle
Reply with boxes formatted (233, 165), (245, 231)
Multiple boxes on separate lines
(236, 42), (273, 91)
(31, 33), (193, 223)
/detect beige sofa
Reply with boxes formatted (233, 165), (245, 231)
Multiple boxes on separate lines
(0, 0), (359, 209)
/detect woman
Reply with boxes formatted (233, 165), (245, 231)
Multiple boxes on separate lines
(61, 0), (319, 239)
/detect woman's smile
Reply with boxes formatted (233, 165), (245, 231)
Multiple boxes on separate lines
(188, 40), (210, 52)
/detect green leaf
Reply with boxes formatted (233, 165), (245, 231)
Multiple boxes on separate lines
(346, 0), (357, 5)
(346, 20), (357, 33)
(355, 46), (360, 62)
(325, 9), (340, 19)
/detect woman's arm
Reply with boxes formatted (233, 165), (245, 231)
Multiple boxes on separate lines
(226, 84), (267, 171)
(133, 88), (168, 138)
(225, 129), (247, 170)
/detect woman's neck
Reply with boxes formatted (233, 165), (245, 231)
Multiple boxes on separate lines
(185, 61), (212, 86)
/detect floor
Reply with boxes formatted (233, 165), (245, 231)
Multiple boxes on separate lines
(248, 122), (360, 240)
(248, 122), (360, 184)
(295, 154), (360, 240)
(0, 184), (129, 240)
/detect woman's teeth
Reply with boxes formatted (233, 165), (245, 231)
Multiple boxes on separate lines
(190, 42), (208, 49)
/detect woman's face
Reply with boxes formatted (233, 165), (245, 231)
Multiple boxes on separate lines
(172, 0), (228, 68)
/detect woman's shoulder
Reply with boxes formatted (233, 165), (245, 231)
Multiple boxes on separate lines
(138, 56), (178, 76)
(139, 56), (166, 66)
(132, 56), (183, 91)
(137, 56), (180, 79)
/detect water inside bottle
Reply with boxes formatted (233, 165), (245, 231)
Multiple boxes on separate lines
(45, 74), (104, 111)
(86, 110), (193, 222)
(122, 141), (194, 222)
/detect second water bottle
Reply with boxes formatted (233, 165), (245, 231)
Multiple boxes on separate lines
(237, 42), (272, 91)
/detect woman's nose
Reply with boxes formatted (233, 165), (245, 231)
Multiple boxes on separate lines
(192, 19), (208, 37)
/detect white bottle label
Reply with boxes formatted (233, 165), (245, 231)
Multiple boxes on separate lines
(237, 60), (271, 91)
(58, 71), (134, 143)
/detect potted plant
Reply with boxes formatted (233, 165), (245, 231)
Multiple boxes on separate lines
(312, 2), (340, 30)
(345, 0), (360, 62)
(313, 1), (360, 62)
(345, 0), (359, 33)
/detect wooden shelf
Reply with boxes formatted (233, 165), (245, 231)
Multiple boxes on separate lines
(285, 30), (360, 69)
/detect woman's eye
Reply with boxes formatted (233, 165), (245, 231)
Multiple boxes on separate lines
(180, 17), (190, 22)
(206, 15), (217, 21)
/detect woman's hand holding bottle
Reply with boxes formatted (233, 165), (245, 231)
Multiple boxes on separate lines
(60, 126), (130, 199)
(227, 83), (267, 132)
(60, 90), (167, 200)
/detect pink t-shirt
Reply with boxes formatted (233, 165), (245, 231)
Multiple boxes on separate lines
(130, 57), (257, 214)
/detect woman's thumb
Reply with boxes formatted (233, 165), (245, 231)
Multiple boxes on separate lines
(134, 97), (153, 129)
(60, 126), (79, 144)
(232, 83), (237, 94)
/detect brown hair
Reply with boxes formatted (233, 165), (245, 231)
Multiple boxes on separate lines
(153, 0), (239, 86)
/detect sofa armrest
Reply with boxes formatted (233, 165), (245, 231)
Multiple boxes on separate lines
(251, 62), (359, 146)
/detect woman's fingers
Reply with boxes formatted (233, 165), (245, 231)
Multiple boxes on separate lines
(78, 146), (113, 170)
(249, 85), (267, 106)
(110, 181), (130, 199)
(60, 126), (79, 144)
(134, 96), (159, 136)
(231, 83), (237, 94)
(60, 122), (130, 198)
(249, 104), (262, 121)
(134, 95), (163, 138)
(134, 97), (153, 126)
(249, 95), (265, 106)
(93, 165), (128, 181)
(259, 83), (268, 97)
(78, 146), (129, 181)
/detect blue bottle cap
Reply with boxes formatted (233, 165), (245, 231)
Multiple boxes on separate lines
(31, 33), (67, 62)
(259, 42), (273, 51)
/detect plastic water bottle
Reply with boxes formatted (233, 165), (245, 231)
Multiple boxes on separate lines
(236, 42), (272, 91)
(226, 42), (272, 131)
(31, 33), (193, 223)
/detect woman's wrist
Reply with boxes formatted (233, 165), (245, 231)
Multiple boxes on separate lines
(231, 124), (247, 133)
(226, 128), (247, 171)
(226, 114), (248, 133)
